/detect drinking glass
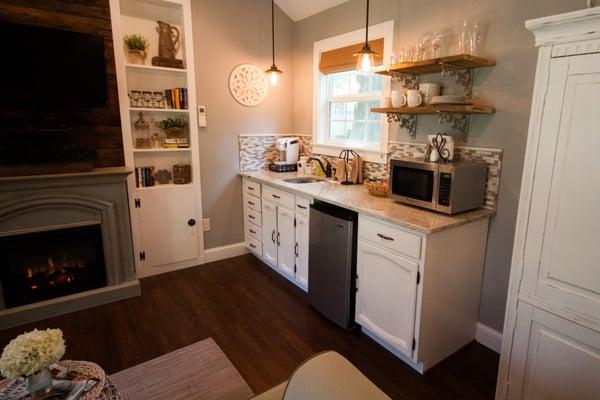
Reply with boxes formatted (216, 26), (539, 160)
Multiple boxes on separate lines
(469, 22), (482, 55)
(432, 32), (444, 58)
(419, 32), (433, 60)
(458, 20), (469, 54)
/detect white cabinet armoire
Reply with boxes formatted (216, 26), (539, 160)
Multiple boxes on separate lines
(496, 7), (600, 400)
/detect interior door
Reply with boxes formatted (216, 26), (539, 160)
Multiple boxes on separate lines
(136, 185), (198, 268)
(522, 53), (600, 318)
(295, 214), (309, 291)
(277, 207), (296, 279)
(261, 201), (278, 268)
(355, 240), (419, 357)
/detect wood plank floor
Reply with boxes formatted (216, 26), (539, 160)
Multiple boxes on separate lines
(0, 254), (499, 399)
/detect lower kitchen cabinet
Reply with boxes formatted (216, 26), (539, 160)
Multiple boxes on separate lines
(295, 214), (309, 291)
(261, 200), (278, 267)
(356, 240), (419, 357)
(277, 207), (296, 279)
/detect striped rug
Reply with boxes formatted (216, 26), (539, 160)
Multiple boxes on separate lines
(111, 338), (254, 400)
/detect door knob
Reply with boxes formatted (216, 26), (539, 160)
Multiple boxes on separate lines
(188, 218), (196, 226)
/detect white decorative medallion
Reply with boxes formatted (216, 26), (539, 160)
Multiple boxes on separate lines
(229, 64), (268, 107)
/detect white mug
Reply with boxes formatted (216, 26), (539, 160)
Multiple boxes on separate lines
(391, 90), (407, 108)
(381, 96), (392, 108)
(419, 83), (441, 105)
(406, 90), (423, 108)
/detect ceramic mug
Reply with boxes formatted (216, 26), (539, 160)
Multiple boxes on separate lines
(381, 96), (392, 108)
(406, 90), (423, 108)
(419, 83), (441, 105)
(391, 90), (407, 108)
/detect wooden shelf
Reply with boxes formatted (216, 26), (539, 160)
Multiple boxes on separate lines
(374, 54), (495, 76)
(371, 104), (495, 115)
(133, 148), (191, 153)
(129, 107), (189, 113)
(136, 183), (193, 190)
(125, 63), (187, 74)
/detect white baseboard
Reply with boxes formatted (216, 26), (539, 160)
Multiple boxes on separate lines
(476, 322), (503, 353)
(204, 242), (248, 263)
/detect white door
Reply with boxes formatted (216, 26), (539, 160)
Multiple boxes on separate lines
(277, 207), (296, 279)
(355, 240), (419, 357)
(261, 201), (278, 268)
(521, 53), (600, 318)
(295, 214), (309, 291)
(506, 302), (600, 400)
(136, 185), (199, 268)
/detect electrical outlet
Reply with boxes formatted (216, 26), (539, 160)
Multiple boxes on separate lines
(202, 218), (210, 232)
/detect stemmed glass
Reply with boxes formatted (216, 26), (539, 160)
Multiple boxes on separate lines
(419, 32), (433, 61)
(432, 32), (444, 58)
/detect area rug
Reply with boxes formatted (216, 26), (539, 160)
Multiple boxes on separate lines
(110, 338), (254, 400)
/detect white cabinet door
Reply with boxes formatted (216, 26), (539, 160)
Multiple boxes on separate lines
(506, 302), (600, 400)
(136, 185), (198, 268)
(355, 240), (419, 357)
(261, 200), (278, 268)
(295, 214), (309, 291)
(277, 207), (296, 279)
(522, 53), (600, 318)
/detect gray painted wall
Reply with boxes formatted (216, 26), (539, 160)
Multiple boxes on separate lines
(293, 0), (582, 331)
(191, 0), (294, 249)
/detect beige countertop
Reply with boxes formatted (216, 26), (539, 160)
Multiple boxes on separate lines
(240, 170), (494, 234)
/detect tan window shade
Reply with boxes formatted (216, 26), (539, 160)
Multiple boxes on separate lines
(319, 38), (384, 74)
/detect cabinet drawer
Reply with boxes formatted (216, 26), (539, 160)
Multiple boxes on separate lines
(295, 196), (311, 216)
(246, 235), (262, 256)
(246, 222), (262, 241)
(359, 216), (422, 260)
(262, 185), (295, 210)
(243, 178), (261, 197)
(243, 193), (261, 212)
(246, 207), (262, 225)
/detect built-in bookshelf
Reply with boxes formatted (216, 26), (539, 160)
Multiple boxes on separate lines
(110, 0), (204, 277)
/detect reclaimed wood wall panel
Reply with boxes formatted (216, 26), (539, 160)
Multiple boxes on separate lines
(0, 0), (124, 168)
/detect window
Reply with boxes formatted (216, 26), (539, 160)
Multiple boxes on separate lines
(312, 21), (394, 163)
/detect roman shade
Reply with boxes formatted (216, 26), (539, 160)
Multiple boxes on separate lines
(319, 38), (384, 74)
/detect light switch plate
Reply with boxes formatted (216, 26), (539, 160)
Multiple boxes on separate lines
(198, 105), (207, 127)
(202, 218), (210, 232)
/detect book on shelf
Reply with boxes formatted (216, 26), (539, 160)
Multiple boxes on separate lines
(164, 88), (188, 110)
(164, 138), (189, 144)
(163, 143), (190, 149)
(135, 166), (155, 188)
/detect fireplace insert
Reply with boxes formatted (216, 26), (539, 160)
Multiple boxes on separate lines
(0, 225), (107, 308)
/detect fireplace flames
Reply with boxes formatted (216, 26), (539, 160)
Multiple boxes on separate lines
(25, 254), (86, 290)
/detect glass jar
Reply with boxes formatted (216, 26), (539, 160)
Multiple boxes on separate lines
(134, 112), (151, 148)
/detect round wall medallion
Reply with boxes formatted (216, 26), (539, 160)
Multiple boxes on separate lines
(229, 64), (268, 107)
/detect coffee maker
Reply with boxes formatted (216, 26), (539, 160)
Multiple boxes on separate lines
(269, 137), (299, 172)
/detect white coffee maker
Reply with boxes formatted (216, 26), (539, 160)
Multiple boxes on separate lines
(270, 137), (299, 172)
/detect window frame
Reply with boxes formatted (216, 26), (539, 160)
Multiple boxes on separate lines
(312, 20), (394, 164)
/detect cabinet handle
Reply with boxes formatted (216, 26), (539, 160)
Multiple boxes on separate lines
(249, 229), (256, 234)
(277, 232), (280, 246)
(247, 186), (255, 191)
(249, 243), (256, 249)
(248, 214), (255, 220)
(188, 219), (196, 227)
(295, 242), (298, 257)
(297, 205), (307, 209)
(272, 230), (276, 243)
(377, 233), (394, 241)
(248, 201), (255, 206)
(272, 194), (281, 199)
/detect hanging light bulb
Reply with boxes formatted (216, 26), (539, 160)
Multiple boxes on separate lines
(266, 0), (283, 86)
(353, 0), (378, 73)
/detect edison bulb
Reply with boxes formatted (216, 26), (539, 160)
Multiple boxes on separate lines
(268, 70), (279, 86)
(357, 52), (375, 73)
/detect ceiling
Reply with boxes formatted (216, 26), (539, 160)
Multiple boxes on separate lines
(275, 0), (351, 22)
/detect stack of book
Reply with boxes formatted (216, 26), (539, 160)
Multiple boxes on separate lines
(163, 138), (190, 149)
(135, 166), (155, 187)
(164, 88), (188, 109)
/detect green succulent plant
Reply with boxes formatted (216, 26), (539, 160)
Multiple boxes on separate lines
(158, 115), (187, 130)
(124, 34), (149, 51)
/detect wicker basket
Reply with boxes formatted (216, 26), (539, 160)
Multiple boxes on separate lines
(364, 179), (389, 197)
(173, 164), (191, 184)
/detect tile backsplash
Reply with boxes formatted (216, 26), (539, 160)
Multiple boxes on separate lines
(238, 134), (502, 210)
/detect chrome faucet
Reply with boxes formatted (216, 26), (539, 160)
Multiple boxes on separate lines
(307, 157), (332, 178)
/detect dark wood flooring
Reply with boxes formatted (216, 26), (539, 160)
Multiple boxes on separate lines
(0, 254), (499, 399)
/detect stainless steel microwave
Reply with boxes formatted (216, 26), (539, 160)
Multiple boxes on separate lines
(389, 158), (487, 214)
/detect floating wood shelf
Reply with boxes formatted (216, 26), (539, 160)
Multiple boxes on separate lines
(374, 54), (495, 76)
(371, 104), (495, 115)
(129, 107), (189, 113)
(125, 63), (187, 73)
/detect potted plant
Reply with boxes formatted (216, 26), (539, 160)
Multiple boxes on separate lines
(158, 115), (187, 139)
(124, 34), (149, 65)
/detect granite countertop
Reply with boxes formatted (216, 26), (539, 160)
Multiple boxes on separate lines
(240, 170), (494, 234)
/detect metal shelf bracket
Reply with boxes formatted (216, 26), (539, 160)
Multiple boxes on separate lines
(440, 63), (473, 98)
(438, 113), (470, 140)
(391, 72), (418, 90)
(387, 113), (417, 138)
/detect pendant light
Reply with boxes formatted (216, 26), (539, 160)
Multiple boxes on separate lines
(266, 0), (283, 86)
(354, 0), (378, 73)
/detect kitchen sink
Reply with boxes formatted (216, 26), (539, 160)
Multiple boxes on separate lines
(283, 177), (326, 184)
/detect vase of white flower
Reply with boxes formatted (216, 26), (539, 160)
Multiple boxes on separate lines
(0, 328), (65, 394)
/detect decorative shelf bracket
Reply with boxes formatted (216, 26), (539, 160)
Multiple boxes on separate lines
(391, 72), (418, 90)
(438, 113), (470, 140)
(387, 113), (417, 138)
(440, 62), (473, 98)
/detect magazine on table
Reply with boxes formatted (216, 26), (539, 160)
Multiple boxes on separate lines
(0, 364), (99, 400)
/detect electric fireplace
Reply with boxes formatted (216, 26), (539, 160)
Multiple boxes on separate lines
(0, 225), (107, 309)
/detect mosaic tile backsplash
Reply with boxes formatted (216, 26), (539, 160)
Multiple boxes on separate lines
(238, 135), (503, 210)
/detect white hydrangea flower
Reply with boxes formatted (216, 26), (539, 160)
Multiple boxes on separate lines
(0, 328), (66, 379)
